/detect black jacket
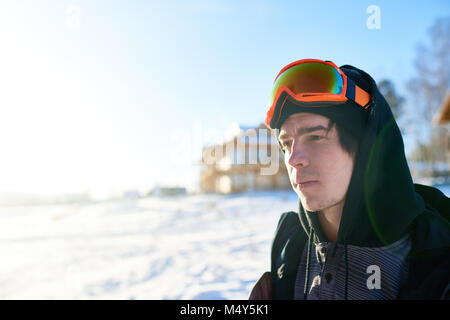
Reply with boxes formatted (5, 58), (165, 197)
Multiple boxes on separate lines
(269, 65), (450, 300)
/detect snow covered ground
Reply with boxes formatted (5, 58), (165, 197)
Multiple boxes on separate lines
(0, 185), (448, 300)
(0, 190), (298, 300)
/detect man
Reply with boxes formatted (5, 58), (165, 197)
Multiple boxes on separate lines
(249, 59), (450, 300)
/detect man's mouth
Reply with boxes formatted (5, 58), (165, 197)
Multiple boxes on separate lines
(297, 180), (318, 190)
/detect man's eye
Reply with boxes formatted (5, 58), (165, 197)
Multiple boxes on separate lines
(281, 141), (291, 149)
(310, 135), (324, 141)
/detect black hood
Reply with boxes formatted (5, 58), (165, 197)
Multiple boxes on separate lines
(298, 64), (426, 247)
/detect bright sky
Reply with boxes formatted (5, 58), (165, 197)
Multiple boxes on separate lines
(0, 0), (448, 199)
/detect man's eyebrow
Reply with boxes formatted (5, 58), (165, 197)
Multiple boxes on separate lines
(279, 125), (329, 140)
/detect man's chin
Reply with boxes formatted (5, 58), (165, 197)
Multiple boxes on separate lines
(297, 195), (321, 212)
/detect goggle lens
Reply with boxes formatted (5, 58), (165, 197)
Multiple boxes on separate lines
(268, 62), (344, 108)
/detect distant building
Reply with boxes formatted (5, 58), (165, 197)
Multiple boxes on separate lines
(434, 92), (450, 125)
(432, 92), (450, 180)
(433, 92), (450, 163)
(200, 123), (290, 194)
(410, 92), (450, 182)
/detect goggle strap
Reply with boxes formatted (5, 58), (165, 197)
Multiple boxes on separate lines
(346, 77), (356, 101)
(346, 78), (371, 109)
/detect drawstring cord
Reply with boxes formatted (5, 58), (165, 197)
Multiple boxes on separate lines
(299, 201), (349, 300)
(344, 236), (349, 300)
(303, 228), (313, 300)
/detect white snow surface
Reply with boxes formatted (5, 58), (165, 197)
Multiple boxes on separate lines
(1, 185), (448, 300)
(0, 191), (298, 300)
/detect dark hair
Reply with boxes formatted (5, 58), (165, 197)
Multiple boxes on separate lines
(327, 119), (360, 158)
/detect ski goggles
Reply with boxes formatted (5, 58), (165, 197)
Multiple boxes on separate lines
(265, 59), (371, 129)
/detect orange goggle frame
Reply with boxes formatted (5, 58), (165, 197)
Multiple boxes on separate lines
(265, 59), (371, 129)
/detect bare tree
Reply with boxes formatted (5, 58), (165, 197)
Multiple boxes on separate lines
(378, 79), (405, 120)
(408, 17), (449, 124)
(407, 17), (450, 168)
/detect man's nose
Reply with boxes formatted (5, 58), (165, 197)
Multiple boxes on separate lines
(287, 141), (310, 168)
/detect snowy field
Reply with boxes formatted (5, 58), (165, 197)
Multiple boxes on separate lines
(0, 191), (298, 300)
(0, 185), (448, 300)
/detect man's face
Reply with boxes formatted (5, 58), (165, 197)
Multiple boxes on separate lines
(279, 112), (355, 212)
